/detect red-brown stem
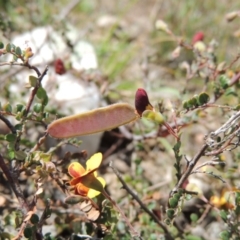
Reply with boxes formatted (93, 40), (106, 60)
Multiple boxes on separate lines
(163, 122), (180, 140)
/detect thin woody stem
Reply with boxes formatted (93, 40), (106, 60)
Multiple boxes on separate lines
(102, 189), (143, 240)
(0, 154), (30, 214)
(109, 162), (174, 240)
(14, 64), (48, 150)
(171, 144), (208, 195)
(0, 114), (16, 133)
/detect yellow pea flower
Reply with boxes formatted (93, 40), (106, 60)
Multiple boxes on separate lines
(68, 153), (106, 199)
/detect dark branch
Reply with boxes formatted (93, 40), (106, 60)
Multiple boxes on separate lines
(0, 114), (16, 134)
(109, 161), (174, 240)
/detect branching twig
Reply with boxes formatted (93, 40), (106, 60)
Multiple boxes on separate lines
(30, 133), (48, 152)
(109, 161), (174, 240)
(211, 71), (240, 103)
(191, 170), (226, 183)
(171, 144), (208, 195)
(24, 65), (48, 116)
(0, 114), (16, 133)
(14, 64), (48, 150)
(102, 189), (143, 240)
(193, 159), (225, 171)
(0, 154), (30, 214)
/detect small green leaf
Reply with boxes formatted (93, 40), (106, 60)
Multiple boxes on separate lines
(33, 103), (42, 113)
(225, 88), (238, 97)
(64, 195), (83, 205)
(15, 151), (27, 161)
(185, 235), (203, 240)
(185, 194), (193, 200)
(188, 96), (199, 107)
(8, 150), (15, 160)
(234, 104), (240, 111)
(15, 46), (22, 56)
(30, 214), (39, 224)
(16, 104), (24, 113)
(37, 87), (47, 99)
(173, 192), (181, 201)
(43, 112), (49, 119)
(169, 197), (179, 208)
(15, 112), (22, 121)
(182, 100), (190, 110)
(6, 43), (11, 52)
(142, 110), (165, 124)
(198, 92), (210, 105)
(15, 215), (21, 228)
(220, 210), (228, 222)
(219, 75), (229, 89)
(15, 124), (23, 131)
(32, 151), (51, 162)
(13, 55), (17, 61)
(42, 95), (48, 106)
(164, 218), (171, 225)
(39, 152), (52, 162)
(166, 208), (175, 219)
(23, 227), (32, 238)
(190, 213), (198, 222)
(11, 44), (16, 52)
(219, 230), (231, 240)
(235, 192), (240, 204)
(0, 42), (4, 48)
(29, 75), (38, 88)
(235, 205), (240, 215)
(0, 232), (12, 239)
(5, 134), (16, 142)
(3, 102), (12, 113)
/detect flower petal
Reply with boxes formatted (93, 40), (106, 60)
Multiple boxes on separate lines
(85, 175), (106, 199)
(87, 188), (101, 199)
(76, 183), (89, 197)
(96, 176), (106, 188)
(68, 162), (85, 178)
(86, 152), (102, 171)
(81, 173), (104, 193)
(87, 177), (106, 199)
(70, 176), (82, 186)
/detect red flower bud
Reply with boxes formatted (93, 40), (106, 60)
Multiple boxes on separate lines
(54, 58), (66, 75)
(135, 88), (153, 116)
(192, 31), (204, 45)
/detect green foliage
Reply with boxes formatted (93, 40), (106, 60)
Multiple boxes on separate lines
(219, 75), (229, 90)
(5, 133), (16, 142)
(182, 92), (210, 110)
(30, 214), (39, 225)
(173, 141), (182, 181)
(28, 75), (38, 88)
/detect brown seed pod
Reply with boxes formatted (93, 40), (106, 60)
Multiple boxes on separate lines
(47, 103), (137, 138)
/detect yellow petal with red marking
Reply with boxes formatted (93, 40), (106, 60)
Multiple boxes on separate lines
(76, 183), (89, 196)
(68, 162), (85, 178)
(87, 177), (106, 198)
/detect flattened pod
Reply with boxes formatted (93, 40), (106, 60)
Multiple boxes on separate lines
(47, 103), (138, 138)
